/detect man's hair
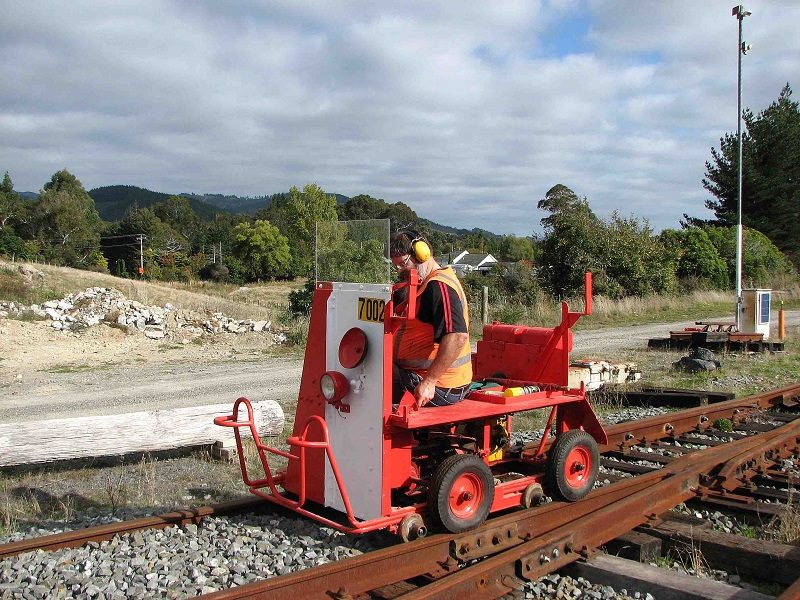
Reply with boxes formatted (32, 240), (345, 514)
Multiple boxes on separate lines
(390, 231), (413, 258)
(390, 231), (432, 259)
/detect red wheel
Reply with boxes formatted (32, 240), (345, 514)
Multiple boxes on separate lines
(546, 430), (599, 502)
(564, 445), (592, 487)
(448, 472), (484, 519)
(428, 454), (494, 533)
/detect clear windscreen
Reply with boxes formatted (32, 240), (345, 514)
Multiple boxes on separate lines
(315, 219), (391, 284)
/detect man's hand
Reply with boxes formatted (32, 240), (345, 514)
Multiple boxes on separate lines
(414, 331), (469, 407)
(414, 377), (437, 407)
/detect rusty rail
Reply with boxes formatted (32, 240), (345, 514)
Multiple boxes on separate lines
(204, 383), (800, 599)
(0, 496), (263, 559)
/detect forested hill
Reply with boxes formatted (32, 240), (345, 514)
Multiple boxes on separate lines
(64, 184), (495, 238)
(88, 186), (226, 221)
(83, 186), (352, 221)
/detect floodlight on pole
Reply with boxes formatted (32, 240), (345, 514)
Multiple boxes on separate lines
(732, 4), (751, 330)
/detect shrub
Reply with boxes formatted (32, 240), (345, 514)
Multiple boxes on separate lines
(201, 262), (230, 282)
(289, 279), (315, 315)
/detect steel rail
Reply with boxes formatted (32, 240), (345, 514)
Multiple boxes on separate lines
(600, 382), (799, 451)
(0, 496), (263, 560)
(777, 575), (800, 600)
(401, 413), (800, 599)
(203, 384), (800, 599)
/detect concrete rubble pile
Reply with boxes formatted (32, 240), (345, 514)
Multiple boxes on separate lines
(0, 287), (285, 343)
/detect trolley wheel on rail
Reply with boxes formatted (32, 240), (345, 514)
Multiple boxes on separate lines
(546, 430), (599, 502)
(399, 513), (428, 542)
(521, 482), (543, 509)
(427, 454), (494, 533)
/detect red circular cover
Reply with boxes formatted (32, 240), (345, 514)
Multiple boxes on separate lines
(339, 327), (368, 368)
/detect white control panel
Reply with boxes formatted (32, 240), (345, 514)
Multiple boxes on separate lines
(323, 282), (390, 520)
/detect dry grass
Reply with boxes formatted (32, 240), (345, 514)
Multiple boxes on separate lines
(767, 486), (800, 544)
(4, 260), (303, 322)
(0, 449), (251, 537)
(474, 284), (800, 334)
(612, 336), (800, 399)
(471, 289), (742, 333)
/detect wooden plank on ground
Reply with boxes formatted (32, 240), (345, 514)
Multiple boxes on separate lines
(563, 554), (773, 600)
(649, 516), (800, 585)
(0, 400), (284, 466)
(600, 458), (658, 475)
(604, 530), (662, 563)
(690, 496), (785, 520)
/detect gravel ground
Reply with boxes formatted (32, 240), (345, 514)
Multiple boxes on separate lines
(0, 510), (661, 600)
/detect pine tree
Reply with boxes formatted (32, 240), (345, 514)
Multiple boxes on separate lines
(702, 84), (800, 264)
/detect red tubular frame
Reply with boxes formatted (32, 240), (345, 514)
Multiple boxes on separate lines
(214, 397), (416, 534)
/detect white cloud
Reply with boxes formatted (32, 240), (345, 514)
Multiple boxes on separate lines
(1, 0), (798, 235)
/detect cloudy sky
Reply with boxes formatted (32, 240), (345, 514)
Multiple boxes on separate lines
(2, 1), (798, 235)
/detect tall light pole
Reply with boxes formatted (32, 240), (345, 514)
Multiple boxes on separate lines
(732, 4), (751, 330)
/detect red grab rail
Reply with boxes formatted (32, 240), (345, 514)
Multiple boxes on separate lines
(215, 397), (412, 533)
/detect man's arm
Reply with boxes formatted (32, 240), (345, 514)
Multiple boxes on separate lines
(414, 331), (469, 406)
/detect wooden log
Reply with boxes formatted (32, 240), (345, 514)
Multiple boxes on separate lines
(650, 515), (800, 585)
(605, 530), (662, 563)
(563, 554), (773, 600)
(0, 400), (284, 466)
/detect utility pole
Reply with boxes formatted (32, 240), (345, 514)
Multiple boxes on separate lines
(138, 234), (144, 277)
(732, 4), (752, 330)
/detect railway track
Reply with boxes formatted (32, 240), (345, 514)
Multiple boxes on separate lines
(1, 384), (798, 598)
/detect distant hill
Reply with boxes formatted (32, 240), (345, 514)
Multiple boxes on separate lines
(179, 193), (268, 216)
(88, 185), (227, 221)
(28, 184), (499, 237)
(421, 219), (500, 240)
(87, 187), (353, 220)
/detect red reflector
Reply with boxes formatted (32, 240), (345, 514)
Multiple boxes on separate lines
(339, 327), (368, 369)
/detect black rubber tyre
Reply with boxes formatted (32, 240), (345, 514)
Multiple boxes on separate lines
(427, 454), (494, 533)
(546, 430), (599, 502)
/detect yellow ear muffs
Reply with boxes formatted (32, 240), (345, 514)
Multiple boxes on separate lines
(410, 237), (431, 262)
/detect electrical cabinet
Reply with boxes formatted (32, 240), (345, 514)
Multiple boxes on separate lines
(741, 289), (771, 339)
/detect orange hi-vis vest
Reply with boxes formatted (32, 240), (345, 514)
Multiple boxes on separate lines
(395, 267), (472, 388)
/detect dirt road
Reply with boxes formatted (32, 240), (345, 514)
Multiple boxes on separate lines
(2, 313), (797, 423)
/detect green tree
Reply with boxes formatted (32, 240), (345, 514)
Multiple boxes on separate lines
(284, 184), (338, 275)
(103, 204), (181, 278)
(337, 194), (386, 221)
(151, 195), (203, 250)
(232, 219), (292, 280)
(32, 170), (104, 268)
(256, 192), (291, 233)
(315, 220), (389, 283)
(702, 84), (800, 264)
(660, 227), (728, 289)
(205, 212), (250, 266)
(0, 172), (24, 232)
(463, 231), (491, 253)
(536, 184), (603, 297)
(601, 213), (677, 297)
(538, 185), (678, 298)
(494, 235), (534, 262)
(704, 225), (795, 287)
(0, 172), (36, 259)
